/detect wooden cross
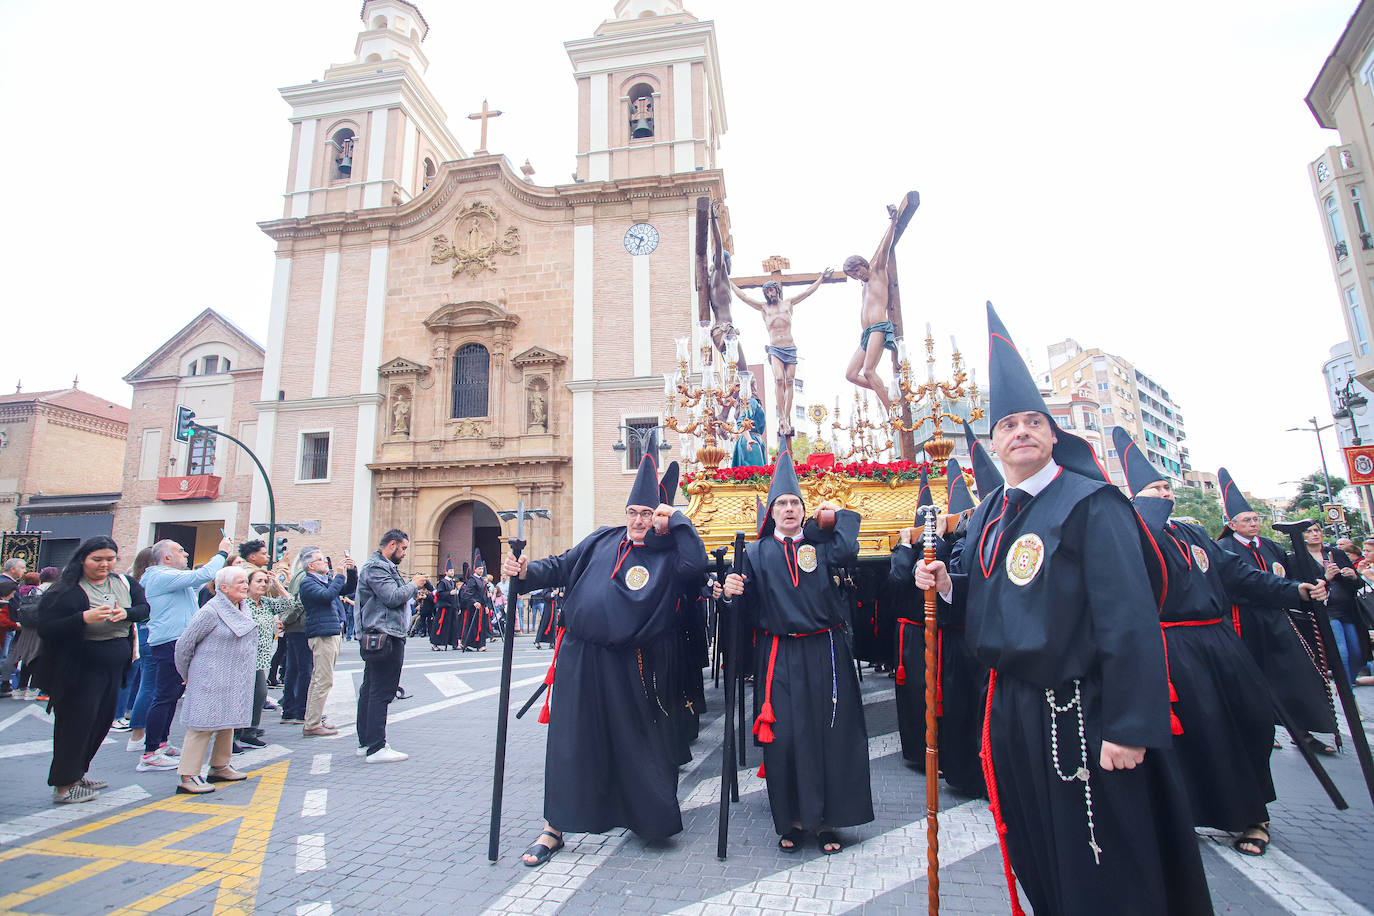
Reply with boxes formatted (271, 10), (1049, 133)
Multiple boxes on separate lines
(468, 99), (503, 154)
(732, 255), (847, 291)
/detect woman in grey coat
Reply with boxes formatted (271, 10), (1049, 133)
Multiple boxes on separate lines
(173, 565), (255, 794)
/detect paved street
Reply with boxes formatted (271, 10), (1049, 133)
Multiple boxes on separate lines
(1, 636), (1372, 915)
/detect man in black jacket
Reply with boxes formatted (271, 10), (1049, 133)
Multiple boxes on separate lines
(297, 548), (355, 738)
(355, 530), (426, 763)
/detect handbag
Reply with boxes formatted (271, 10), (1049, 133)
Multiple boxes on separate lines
(360, 630), (390, 654)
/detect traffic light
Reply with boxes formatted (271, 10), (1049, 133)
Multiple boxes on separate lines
(174, 406), (197, 443)
(275, 536), (289, 563)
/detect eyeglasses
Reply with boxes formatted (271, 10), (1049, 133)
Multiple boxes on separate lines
(625, 509), (655, 521)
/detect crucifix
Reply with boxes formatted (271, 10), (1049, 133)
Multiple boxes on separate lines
(468, 99), (503, 154)
(730, 255), (846, 445)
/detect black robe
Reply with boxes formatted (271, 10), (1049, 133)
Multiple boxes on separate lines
(1150, 517), (1296, 831)
(430, 577), (461, 648)
(733, 510), (874, 835)
(522, 512), (706, 839)
(460, 575), (488, 649)
(947, 469), (1212, 916)
(888, 530), (986, 797)
(532, 589), (557, 646)
(1216, 534), (1336, 735)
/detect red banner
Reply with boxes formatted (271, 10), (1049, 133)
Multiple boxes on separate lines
(1343, 445), (1374, 486)
(156, 475), (221, 501)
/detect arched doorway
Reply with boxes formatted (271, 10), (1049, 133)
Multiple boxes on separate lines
(436, 500), (503, 578)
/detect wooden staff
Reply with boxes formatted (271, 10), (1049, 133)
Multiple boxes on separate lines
(487, 509), (526, 862)
(917, 504), (941, 914)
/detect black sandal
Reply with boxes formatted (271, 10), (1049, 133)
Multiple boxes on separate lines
(778, 827), (807, 853)
(817, 830), (843, 855)
(521, 829), (564, 867)
(1234, 824), (1270, 857)
(1300, 734), (1337, 756)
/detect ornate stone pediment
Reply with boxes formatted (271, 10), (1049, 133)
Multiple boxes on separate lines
(423, 300), (520, 334)
(431, 201), (521, 279)
(511, 346), (566, 368)
(377, 356), (431, 378)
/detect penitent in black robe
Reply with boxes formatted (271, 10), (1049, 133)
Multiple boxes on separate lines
(460, 575), (488, 649)
(1215, 534), (1337, 735)
(1138, 506), (1296, 832)
(732, 509), (874, 835)
(887, 530), (986, 797)
(947, 468), (1212, 916)
(430, 577), (461, 649)
(522, 512), (706, 839)
(532, 589), (558, 647)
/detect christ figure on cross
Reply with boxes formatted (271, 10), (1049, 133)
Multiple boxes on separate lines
(842, 210), (899, 417)
(731, 267), (832, 437)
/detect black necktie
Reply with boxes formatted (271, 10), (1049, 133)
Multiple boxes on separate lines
(982, 488), (1030, 571)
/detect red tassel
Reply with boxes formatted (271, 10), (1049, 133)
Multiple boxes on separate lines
(895, 664), (907, 686)
(1170, 709), (1184, 735)
(757, 761), (766, 778)
(753, 701), (777, 744)
(538, 697), (551, 724)
(1168, 679), (1179, 703)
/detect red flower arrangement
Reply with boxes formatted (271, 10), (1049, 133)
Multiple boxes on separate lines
(681, 458), (939, 495)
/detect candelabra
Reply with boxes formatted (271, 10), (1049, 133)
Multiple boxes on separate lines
(664, 327), (754, 469)
(830, 392), (893, 460)
(889, 324), (984, 463)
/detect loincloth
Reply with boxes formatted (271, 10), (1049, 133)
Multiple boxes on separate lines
(764, 344), (798, 366)
(860, 320), (897, 353)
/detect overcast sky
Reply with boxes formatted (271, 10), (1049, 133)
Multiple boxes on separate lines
(0, 0), (1360, 497)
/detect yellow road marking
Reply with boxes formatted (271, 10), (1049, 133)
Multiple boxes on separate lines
(0, 760), (289, 916)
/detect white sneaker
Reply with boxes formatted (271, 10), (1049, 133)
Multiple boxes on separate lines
(136, 751), (178, 772)
(159, 744), (180, 757)
(127, 737), (144, 752)
(364, 744), (408, 763)
(355, 747), (367, 757)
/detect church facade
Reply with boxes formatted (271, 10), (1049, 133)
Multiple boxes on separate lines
(251, 0), (728, 574)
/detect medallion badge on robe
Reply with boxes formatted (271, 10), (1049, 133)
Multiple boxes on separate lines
(1190, 544), (1209, 572)
(1005, 534), (1045, 587)
(797, 544), (819, 573)
(625, 566), (650, 591)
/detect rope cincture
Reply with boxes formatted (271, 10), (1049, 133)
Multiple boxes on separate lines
(980, 670), (1027, 916)
(537, 626), (565, 724)
(1159, 618), (1223, 736)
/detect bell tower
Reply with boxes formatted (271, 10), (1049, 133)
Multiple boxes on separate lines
(276, 0), (463, 217)
(566, 0), (727, 182)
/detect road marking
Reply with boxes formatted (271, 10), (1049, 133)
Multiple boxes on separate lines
(311, 753), (332, 775)
(301, 789), (328, 818)
(0, 734), (113, 760)
(324, 669), (357, 723)
(425, 672), (473, 697)
(669, 800), (996, 916)
(333, 659), (548, 675)
(0, 704), (51, 732)
(298, 904), (333, 916)
(203, 743), (290, 775)
(481, 727), (903, 915)
(296, 833), (326, 873)
(327, 674), (546, 740)
(0, 785), (151, 846)
(1198, 830), (1373, 916)
(0, 760), (289, 913)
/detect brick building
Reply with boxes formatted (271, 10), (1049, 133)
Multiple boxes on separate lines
(0, 386), (129, 567)
(110, 310), (265, 566)
(252, 0), (729, 573)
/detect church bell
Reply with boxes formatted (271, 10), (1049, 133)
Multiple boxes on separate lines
(629, 95), (654, 140)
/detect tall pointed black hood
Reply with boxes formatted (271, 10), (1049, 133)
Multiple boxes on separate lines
(658, 460), (680, 507)
(759, 449), (804, 539)
(913, 467), (934, 523)
(963, 420), (1004, 496)
(986, 301), (1108, 483)
(946, 458), (975, 515)
(1217, 467), (1254, 521)
(1112, 427), (1165, 497)
(626, 433), (661, 509)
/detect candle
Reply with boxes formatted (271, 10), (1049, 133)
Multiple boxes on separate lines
(950, 335), (959, 354)
(739, 371), (752, 400)
(663, 372), (676, 396)
(896, 337), (908, 363)
(724, 333), (739, 363)
(702, 360), (716, 389)
(925, 322), (932, 340)
(675, 336), (689, 363)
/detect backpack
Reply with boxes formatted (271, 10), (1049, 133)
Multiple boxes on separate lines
(10, 590), (41, 628)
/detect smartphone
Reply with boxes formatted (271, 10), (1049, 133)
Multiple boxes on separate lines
(326, 556), (334, 572)
(220, 528), (230, 539)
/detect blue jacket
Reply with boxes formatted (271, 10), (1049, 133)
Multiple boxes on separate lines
(299, 570), (351, 638)
(142, 552), (228, 647)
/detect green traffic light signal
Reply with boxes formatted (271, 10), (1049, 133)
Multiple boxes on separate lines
(174, 406), (197, 443)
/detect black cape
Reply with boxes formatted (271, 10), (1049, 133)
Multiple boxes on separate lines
(733, 509), (874, 835)
(1144, 508), (1295, 831)
(522, 511), (706, 839)
(459, 575), (488, 649)
(430, 577), (461, 648)
(1215, 533), (1337, 735)
(947, 468), (1212, 916)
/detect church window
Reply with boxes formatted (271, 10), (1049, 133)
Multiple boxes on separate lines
(186, 362), (198, 377)
(365, 53), (383, 63)
(202, 355), (219, 375)
(187, 426), (217, 476)
(422, 157), (436, 191)
(1326, 194), (1349, 257)
(372, 15), (387, 29)
(330, 128), (356, 180)
(628, 83), (655, 140)
(622, 416), (660, 471)
(452, 344), (490, 418)
(299, 432), (331, 481)
(1353, 187), (1372, 249)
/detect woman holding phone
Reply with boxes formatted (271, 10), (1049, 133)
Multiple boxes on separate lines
(35, 537), (149, 804)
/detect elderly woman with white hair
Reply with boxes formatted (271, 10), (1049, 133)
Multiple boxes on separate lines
(173, 565), (256, 794)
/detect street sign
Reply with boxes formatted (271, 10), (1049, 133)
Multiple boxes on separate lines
(174, 406), (197, 443)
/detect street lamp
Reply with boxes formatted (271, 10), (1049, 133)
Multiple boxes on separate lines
(1287, 417), (1345, 535)
(611, 424), (672, 458)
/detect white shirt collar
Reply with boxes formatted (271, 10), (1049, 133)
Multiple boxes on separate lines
(773, 530), (804, 543)
(1008, 459), (1060, 498)
(1232, 532), (1257, 548)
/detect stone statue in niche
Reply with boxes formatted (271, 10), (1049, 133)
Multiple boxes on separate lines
(391, 395), (411, 437)
(527, 386), (548, 431)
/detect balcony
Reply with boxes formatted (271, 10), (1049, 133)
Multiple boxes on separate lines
(156, 475), (221, 501)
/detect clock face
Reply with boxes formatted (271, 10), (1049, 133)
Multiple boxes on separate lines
(624, 222), (659, 256)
